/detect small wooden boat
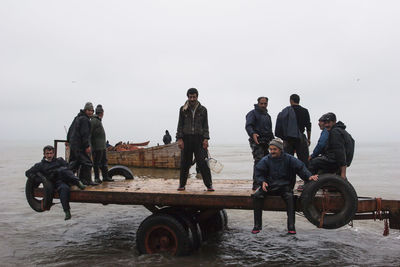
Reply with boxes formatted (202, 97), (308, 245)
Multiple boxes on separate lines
(107, 142), (181, 169)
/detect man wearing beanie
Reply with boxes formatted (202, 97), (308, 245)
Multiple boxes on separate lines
(67, 102), (98, 186)
(251, 138), (318, 234)
(176, 88), (214, 191)
(91, 104), (114, 184)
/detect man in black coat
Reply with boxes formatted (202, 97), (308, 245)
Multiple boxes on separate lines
(67, 102), (98, 185)
(245, 96), (274, 190)
(163, 130), (172, 145)
(176, 88), (213, 191)
(309, 112), (349, 179)
(25, 145), (86, 220)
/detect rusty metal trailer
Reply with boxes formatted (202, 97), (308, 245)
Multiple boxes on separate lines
(28, 171), (400, 256)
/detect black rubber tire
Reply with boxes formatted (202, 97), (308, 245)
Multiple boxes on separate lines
(136, 213), (192, 256)
(199, 209), (227, 240)
(301, 174), (358, 229)
(155, 207), (202, 251)
(108, 165), (134, 179)
(25, 173), (54, 212)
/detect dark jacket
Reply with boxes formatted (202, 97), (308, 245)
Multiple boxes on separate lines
(245, 104), (274, 142)
(275, 106), (301, 140)
(67, 110), (91, 150)
(25, 157), (69, 181)
(163, 132), (172, 144)
(176, 101), (210, 139)
(324, 121), (347, 167)
(291, 105), (312, 134)
(90, 115), (106, 151)
(255, 153), (312, 190)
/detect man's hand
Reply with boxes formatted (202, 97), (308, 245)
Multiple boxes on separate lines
(252, 133), (259, 144)
(308, 174), (318, 181)
(178, 139), (184, 150)
(340, 166), (347, 179)
(262, 181), (268, 192)
(203, 139), (209, 149)
(85, 147), (91, 154)
(308, 156), (312, 161)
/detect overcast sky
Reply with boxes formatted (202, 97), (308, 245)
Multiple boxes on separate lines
(1, 0), (399, 145)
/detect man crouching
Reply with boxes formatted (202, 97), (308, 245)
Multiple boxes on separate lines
(252, 138), (318, 234)
(25, 145), (86, 220)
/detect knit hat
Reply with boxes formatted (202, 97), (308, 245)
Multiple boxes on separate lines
(84, 102), (94, 111)
(95, 104), (104, 114)
(269, 138), (284, 151)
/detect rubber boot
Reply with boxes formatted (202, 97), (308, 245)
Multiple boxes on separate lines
(80, 166), (99, 186)
(64, 210), (71, 220)
(101, 166), (114, 182)
(77, 181), (86, 190)
(252, 198), (263, 234)
(282, 191), (296, 234)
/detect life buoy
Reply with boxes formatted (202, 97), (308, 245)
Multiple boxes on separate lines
(301, 174), (358, 229)
(108, 165), (134, 179)
(25, 172), (54, 212)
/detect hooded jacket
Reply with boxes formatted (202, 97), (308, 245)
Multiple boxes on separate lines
(324, 121), (347, 167)
(90, 115), (106, 151)
(255, 153), (312, 190)
(245, 104), (274, 142)
(25, 157), (69, 181)
(67, 110), (91, 150)
(176, 101), (210, 139)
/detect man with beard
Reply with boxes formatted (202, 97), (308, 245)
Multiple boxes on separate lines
(67, 102), (98, 185)
(26, 145), (86, 220)
(245, 96), (274, 190)
(176, 88), (213, 191)
(251, 138), (318, 234)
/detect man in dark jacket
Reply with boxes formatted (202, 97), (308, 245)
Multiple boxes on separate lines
(275, 94), (311, 166)
(163, 130), (172, 145)
(91, 104), (114, 184)
(176, 88), (213, 191)
(245, 96), (274, 190)
(309, 112), (348, 179)
(67, 102), (98, 185)
(251, 138), (318, 234)
(25, 145), (86, 220)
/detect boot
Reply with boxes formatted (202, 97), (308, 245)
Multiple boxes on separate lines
(77, 181), (86, 190)
(102, 176), (114, 182)
(252, 198), (263, 234)
(94, 178), (102, 184)
(101, 167), (114, 182)
(93, 166), (102, 184)
(282, 191), (296, 234)
(64, 210), (71, 220)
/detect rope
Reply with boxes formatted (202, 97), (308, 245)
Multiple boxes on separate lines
(374, 198), (389, 236)
(319, 189), (330, 228)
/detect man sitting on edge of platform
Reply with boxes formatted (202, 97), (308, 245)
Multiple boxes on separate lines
(176, 88), (214, 191)
(25, 145), (86, 220)
(251, 138), (318, 234)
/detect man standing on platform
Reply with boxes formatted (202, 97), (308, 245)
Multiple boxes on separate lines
(67, 102), (98, 185)
(245, 96), (274, 190)
(91, 104), (114, 184)
(176, 88), (214, 191)
(275, 94), (311, 166)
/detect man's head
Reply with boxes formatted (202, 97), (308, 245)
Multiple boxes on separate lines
(269, 138), (284, 158)
(257, 97), (268, 110)
(318, 114), (326, 130)
(84, 102), (94, 117)
(321, 112), (337, 130)
(43, 145), (55, 161)
(95, 104), (104, 118)
(187, 88), (199, 106)
(290, 94), (300, 105)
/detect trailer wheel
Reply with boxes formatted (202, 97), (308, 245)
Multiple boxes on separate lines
(301, 174), (358, 229)
(136, 213), (192, 256)
(25, 173), (54, 212)
(155, 207), (202, 251)
(199, 209), (227, 240)
(108, 165), (134, 180)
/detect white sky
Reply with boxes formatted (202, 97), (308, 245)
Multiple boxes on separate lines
(1, 0), (399, 145)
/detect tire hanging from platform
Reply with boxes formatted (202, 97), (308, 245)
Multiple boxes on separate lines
(25, 173), (54, 212)
(199, 209), (227, 240)
(136, 213), (192, 256)
(301, 174), (358, 229)
(108, 165), (134, 180)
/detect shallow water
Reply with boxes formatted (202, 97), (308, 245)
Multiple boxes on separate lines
(0, 141), (399, 266)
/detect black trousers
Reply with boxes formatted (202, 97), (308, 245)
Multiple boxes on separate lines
(69, 148), (93, 182)
(308, 156), (339, 174)
(92, 149), (109, 180)
(252, 186), (295, 231)
(179, 135), (212, 188)
(284, 134), (309, 167)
